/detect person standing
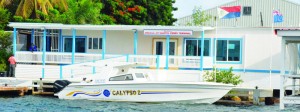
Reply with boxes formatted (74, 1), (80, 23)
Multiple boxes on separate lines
(8, 54), (17, 77)
(29, 43), (37, 52)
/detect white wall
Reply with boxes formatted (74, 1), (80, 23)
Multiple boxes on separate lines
(205, 28), (281, 71)
(62, 29), (103, 53)
(62, 29), (203, 55)
(61, 28), (282, 71)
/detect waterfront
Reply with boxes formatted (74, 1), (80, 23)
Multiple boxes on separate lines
(0, 95), (299, 112)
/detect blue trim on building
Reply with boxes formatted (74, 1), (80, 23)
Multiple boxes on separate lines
(126, 54), (129, 62)
(59, 29), (62, 52)
(42, 29), (46, 78)
(213, 37), (244, 64)
(102, 30), (106, 60)
(200, 30), (205, 71)
(31, 29), (34, 43)
(72, 29), (76, 64)
(136, 66), (151, 69)
(178, 67), (281, 73)
(46, 33), (51, 51)
(60, 65), (63, 79)
(93, 60), (96, 74)
(166, 35), (170, 70)
(13, 28), (17, 55)
(134, 30), (138, 55)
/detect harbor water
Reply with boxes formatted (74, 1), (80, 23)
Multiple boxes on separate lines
(0, 95), (300, 112)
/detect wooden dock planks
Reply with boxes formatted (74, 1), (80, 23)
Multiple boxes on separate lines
(0, 86), (29, 96)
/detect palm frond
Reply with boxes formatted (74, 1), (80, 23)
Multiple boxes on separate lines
(16, 0), (34, 19)
(49, 0), (68, 12)
(0, 0), (13, 8)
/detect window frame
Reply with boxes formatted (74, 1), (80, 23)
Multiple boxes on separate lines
(183, 38), (211, 57)
(243, 6), (252, 16)
(62, 36), (87, 53)
(215, 38), (243, 64)
(88, 37), (102, 50)
(109, 74), (134, 81)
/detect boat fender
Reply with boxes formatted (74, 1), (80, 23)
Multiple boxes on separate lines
(53, 80), (71, 93)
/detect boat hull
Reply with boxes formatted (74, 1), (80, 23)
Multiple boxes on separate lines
(55, 82), (233, 104)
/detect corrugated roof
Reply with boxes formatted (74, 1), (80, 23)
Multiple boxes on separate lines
(8, 22), (214, 31)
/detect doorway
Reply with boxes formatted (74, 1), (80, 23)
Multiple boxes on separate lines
(153, 38), (177, 55)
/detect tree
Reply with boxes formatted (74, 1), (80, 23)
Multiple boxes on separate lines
(101, 0), (146, 25)
(54, 0), (112, 24)
(0, 0), (12, 8)
(141, 0), (177, 25)
(0, 30), (12, 72)
(0, 30), (12, 51)
(0, 8), (10, 30)
(0, 0), (68, 21)
(187, 7), (211, 26)
(101, 0), (177, 25)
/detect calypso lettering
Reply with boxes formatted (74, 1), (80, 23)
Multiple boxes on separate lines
(112, 90), (141, 96)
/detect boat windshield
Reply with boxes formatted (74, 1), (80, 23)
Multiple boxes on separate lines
(109, 74), (133, 81)
(135, 73), (145, 78)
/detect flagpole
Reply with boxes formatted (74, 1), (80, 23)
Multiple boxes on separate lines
(270, 9), (275, 88)
(214, 16), (218, 82)
(270, 22), (273, 88)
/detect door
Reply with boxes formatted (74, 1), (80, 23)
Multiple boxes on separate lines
(153, 39), (177, 55)
(153, 38), (178, 67)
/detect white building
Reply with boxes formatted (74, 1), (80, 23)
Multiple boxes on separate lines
(8, 22), (291, 90)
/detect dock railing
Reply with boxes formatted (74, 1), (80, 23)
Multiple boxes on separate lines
(15, 51), (124, 64)
(15, 52), (214, 79)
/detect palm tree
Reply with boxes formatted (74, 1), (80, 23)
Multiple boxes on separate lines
(0, 0), (13, 8)
(0, 0), (68, 19)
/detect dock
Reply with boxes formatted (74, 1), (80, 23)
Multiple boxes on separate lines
(0, 78), (31, 96)
(216, 86), (274, 105)
(0, 86), (28, 96)
(280, 75), (300, 109)
(32, 79), (55, 95)
(0, 78), (82, 96)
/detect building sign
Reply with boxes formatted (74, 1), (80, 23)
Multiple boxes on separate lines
(144, 30), (193, 36)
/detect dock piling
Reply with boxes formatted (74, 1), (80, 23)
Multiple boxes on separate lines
(253, 86), (260, 105)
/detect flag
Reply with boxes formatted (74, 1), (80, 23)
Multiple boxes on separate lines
(218, 6), (241, 19)
(273, 10), (283, 23)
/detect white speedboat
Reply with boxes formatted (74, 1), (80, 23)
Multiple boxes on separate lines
(54, 63), (233, 104)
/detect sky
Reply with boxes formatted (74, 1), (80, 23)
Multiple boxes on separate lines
(173, 0), (300, 19)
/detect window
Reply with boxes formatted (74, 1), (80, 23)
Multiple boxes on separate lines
(109, 74), (133, 81)
(156, 41), (163, 55)
(216, 39), (241, 62)
(135, 73), (145, 78)
(99, 38), (102, 49)
(185, 39), (210, 56)
(88, 38), (92, 49)
(88, 37), (102, 49)
(93, 38), (98, 49)
(243, 6), (251, 15)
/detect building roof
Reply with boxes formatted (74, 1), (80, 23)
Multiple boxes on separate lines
(8, 22), (214, 31)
